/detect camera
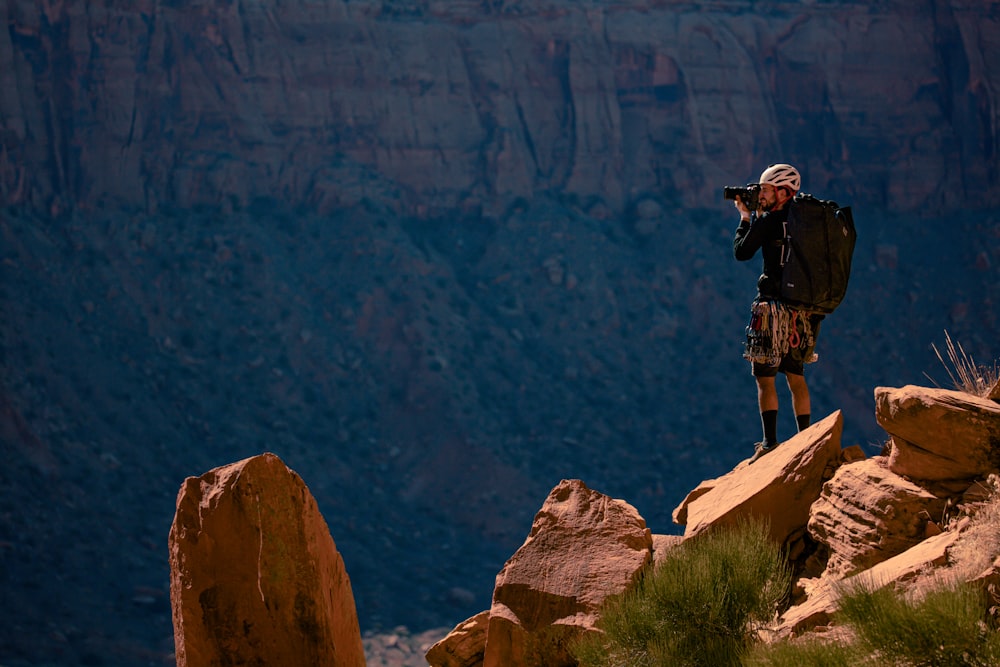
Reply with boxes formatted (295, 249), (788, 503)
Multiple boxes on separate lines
(723, 184), (760, 211)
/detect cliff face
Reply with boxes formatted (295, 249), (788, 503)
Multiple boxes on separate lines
(2, 1), (999, 217)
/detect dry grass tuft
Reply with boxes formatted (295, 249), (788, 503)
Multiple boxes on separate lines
(925, 330), (1000, 398)
(947, 474), (1000, 581)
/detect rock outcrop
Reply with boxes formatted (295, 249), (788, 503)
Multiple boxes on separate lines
(169, 452), (365, 667)
(672, 411), (846, 547)
(775, 528), (963, 637)
(428, 479), (652, 667)
(426, 386), (1000, 664)
(807, 457), (948, 578)
(165, 382), (1000, 666)
(669, 384), (1000, 642)
(779, 385), (1000, 636)
(876, 385), (1000, 482)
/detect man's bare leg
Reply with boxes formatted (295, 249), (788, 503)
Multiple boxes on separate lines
(786, 372), (811, 431)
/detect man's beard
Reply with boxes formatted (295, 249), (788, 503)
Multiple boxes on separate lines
(759, 199), (775, 213)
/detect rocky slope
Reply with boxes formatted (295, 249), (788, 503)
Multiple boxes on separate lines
(1, 1), (999, 665)
(426, 384), (1000, 666)
(165, 383), (1000, 666)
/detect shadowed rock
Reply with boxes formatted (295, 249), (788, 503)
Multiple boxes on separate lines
(169, 452), (365, 667)
(651, 533), (684, 569)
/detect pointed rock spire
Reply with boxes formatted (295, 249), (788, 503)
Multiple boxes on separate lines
(169, 452), (365, 667)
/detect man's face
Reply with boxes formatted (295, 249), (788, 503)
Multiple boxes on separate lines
(758, 183), (790, 212)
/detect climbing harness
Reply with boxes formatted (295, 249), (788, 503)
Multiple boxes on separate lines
(743, 299), (815, 365)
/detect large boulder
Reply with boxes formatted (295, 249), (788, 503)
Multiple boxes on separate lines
(169, 452), (365, 667)
(876, 385), (1000, 482)
(672, 411), (845, 546)
(481, 479), (652, 667)
(808, 457), (948, 578)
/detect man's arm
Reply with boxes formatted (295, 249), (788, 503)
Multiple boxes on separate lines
(733, 213), (763, 261)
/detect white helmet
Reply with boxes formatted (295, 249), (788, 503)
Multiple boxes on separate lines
(758, 163), (801, 192)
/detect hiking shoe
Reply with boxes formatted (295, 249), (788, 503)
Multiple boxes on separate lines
(748, 441), (778, 464)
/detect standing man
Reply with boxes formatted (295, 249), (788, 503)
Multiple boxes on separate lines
(732, 163), (822, 463)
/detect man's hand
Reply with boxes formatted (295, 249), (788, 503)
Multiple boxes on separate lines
(733, 197), (751, 223)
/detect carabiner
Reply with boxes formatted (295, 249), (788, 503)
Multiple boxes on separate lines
(787, 310), (801, 348)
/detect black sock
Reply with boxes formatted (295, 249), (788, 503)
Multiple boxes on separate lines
(760, 410), (778, 446)
(796, 413), (811, 432)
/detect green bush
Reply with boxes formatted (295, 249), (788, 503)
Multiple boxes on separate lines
(573, 519), (791, 667)
(746, 579), (1000, 667)
(741, 635), (863, 667)
(837, 579), (1000, 667)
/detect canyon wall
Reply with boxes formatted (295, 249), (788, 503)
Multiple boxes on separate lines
(1, 0), (998, 218)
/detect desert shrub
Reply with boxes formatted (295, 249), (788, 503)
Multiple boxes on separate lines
(743, 579), (1000, 667)
(835, 579), (999, 667)
(573, 519), (791, 667)
(741, 635), (864, 667)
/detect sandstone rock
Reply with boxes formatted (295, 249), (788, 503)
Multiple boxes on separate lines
(776, 528), (961, 637)
(672, 411), (844, 546)
(426, 611), (488, 667)
(808, 457), (948, 578)
(970, 555), (1000, 604)
(841, 445), (867, 464)
(651, 533), (684, 569)
(876, 385), (1000, 482)
(988, 377), (1000, 401)
(671, 478), (714, 526)
(482, 479), (652, 667)
(169, 452), (365, 667)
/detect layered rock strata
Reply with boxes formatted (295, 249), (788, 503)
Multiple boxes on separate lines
(808, 457), (948, 578)
(2, 2), (999, 215)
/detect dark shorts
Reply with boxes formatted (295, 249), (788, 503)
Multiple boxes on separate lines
(753, 353), (807, 377)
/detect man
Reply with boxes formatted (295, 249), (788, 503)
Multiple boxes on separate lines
(732, 163), (821, 463)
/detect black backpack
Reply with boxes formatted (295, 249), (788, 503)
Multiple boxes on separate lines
(779, 193), (857, 314)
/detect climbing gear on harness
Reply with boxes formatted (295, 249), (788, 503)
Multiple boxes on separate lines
(788, 310), (801, 348)
(743, 299), (815, 366)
